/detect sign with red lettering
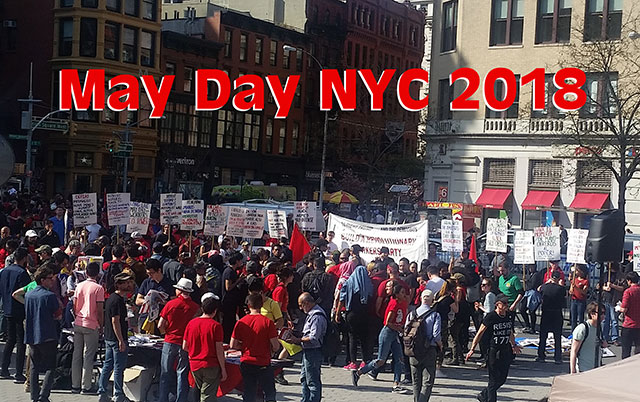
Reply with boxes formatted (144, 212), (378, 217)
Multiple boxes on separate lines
(181, 200), (204, 231)
(72, 193), (97, 227)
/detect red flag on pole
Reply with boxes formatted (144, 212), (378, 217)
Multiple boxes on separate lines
(290, 222), (311, 265)
(469, 234), (479, 273)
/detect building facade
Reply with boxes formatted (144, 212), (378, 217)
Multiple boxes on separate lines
(159, 9), (309, 201)
(425, 0), (640, 231)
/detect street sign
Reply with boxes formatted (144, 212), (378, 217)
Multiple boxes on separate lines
(389, 184), (410, 193)
(118, 142), (133, 152)
(7, 135), (40, 146)
(31, 117), (69, 132)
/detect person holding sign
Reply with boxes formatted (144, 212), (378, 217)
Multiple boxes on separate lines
(543, 260), (565, 286)
(569, 266), (589, 331)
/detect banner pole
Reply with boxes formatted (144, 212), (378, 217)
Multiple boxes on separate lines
(189, 230), (193, 256)
(523, 264), (526, 291)
(116, 226), (120, 245)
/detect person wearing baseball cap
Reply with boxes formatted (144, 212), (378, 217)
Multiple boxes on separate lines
(157, 278), (200, 402)
(35, 245), (53, 264)
(466, 294), (521, 402)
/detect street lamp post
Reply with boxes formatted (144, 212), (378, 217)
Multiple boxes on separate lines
(283, 44), (329, 214)
(117, 115), (163, 192)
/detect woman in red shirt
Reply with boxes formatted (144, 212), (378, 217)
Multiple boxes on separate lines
(570, 265), (589, 330)
(351, 284), (411, 394)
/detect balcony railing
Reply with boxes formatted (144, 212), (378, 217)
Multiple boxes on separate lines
(427, 117), (617, 136)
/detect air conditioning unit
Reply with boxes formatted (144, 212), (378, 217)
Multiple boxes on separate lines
(3, 20), (17, 28)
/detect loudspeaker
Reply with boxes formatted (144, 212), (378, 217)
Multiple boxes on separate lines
(586, 209), (624, 262)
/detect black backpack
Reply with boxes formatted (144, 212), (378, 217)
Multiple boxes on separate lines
(403, 308), (438, 359)
(307, 273), (325, 305)
(101, 261), (124, 294)
(315, 308), (340, 358)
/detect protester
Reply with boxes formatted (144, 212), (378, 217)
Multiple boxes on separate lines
(475, 277), (496, 367)
(602, 262), (625, 344)
(536, 270), (566, 364)
(183, 293), (227, 402)
(405, 289), (441, 402)
(24, 266), (61, 402)
(230, 293), (280, 402)
(0, 247), (30, 381)
(291, 292), (328, 402)
(570, 302), (606, 373)
(497, 262), (524, 317)
(619, 271), (640, 359)
(466, 294), (521, 402)
(569, 265), (589, 330)
(302, 256), (337, 315)
(352, 284), (410, 394)
(98, 272), (135, 402)
(72, 261), (104, 394)
(221, 253), (248, 342)
(158, 278), (200, 402)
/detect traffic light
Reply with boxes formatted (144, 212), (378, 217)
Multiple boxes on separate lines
(68, 121), (78, 136)
(105, 139), (115, 153)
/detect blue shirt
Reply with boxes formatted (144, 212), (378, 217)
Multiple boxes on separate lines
(0, 263), (31, 318)
(413, 305), (442, 346)
(25, 285), (60, 345)
(302, 305), (327, 349)
(51, 216), (66, 245)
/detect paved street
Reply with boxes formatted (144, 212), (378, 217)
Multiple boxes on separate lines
(0, 337), (625, 402)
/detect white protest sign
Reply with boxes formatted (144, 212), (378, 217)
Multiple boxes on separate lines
(534, 226), (561, 261)
(244, 208), (266, 239)
(267, 210), (288, 238)
(513, 231), (535, 265)
(294, 201), (317, 231)
(226, 207), (246, 237)
(203, 205), (227, 236)
(160, 193), (183, 225)
(327, 214), (429, 263)
(441, 219), (463, 252)
(106, 193), (130, 226)
(181, 200), (204, 231)
(72, 193), (97, 227)
(486, 218), (508, 253)
(127, 202), (151, 234)
(566, 229), (589, 264)
(634, 241), (640, 273)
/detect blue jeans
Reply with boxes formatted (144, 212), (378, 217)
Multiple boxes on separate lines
(570, 299), (586, 330)
(360, 326), (403, 383)
(159, 342), (191, 402)
(239, 363), (276, 402)
(99, 340), (128, 398)
(602, 302), (619, 342)
(301, 348), (323, 402)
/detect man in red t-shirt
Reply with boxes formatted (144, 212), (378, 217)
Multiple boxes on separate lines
(230, 293), (280, 402)
(183, 293), (227, 401)
(620, 271), (640, 359)
(158, 278), (200, 402)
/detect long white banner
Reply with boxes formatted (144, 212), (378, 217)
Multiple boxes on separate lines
(326, 214), (429, 263)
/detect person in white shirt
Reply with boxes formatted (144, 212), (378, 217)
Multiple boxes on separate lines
(85, 223), (102, 243)
(326, 231), (338, 253)
(425, 266), (445, 295)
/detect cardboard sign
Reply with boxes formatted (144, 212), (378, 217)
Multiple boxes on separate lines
(534, 226), (561, 261)
(226, 207), (246, 237)
(244, 208), (266, 239)
(514, 231), (535, 265)
(72, 193), (97, 227)
(634, 241), (640, 273)
(106, 193), (130, 226)
(486, 218), (508, 253)
(294, 201), (317, 231)
(267, 210), (288, 239)
(127, 202), (151, 234)
(160, 193), (183, 225)
(204, 205), (227, 236)
(181, 200), (204, 231)
(566, 229), (589, 264)
(441, 219), (463, 253)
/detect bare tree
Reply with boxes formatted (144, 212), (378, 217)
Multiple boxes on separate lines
(554, 11), (640, 220)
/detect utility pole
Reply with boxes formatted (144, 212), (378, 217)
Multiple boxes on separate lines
(18, 63), (41, 193)
(122, 125), (131, 192)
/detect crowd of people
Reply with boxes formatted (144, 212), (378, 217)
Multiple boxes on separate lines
(0, 195), (639, 402)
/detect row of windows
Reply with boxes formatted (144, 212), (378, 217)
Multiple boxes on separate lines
(345, 42), (421, 73)
(159, 104), (301, 156)
(224, 30), (304, 72)
(58, 18), (155, 66)
(442, 0), (623, 52)
(349, 2), (418, 46)
(437, 72), (618, 120)
(60, 0), (158, 22)
(484, 158), (611, 189)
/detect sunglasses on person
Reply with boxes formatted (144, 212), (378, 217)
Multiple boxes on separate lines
(481, 282), (490, 287)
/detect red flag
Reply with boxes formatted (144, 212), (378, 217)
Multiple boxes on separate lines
(290, 222), (311, 265)
(469, 234), (479, 273)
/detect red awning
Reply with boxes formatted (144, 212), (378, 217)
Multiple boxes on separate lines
(475, 188), (512, 209)
(521, 190), (560, 210)
(569, 193), (610, 211)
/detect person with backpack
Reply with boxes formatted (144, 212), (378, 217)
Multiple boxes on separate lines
(289, 292), (328, 402)
(570, 302), (605, 373)
(404, 289), (441, 402)
(101, 245), (127, 294)
(301, 256), (337, 315)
